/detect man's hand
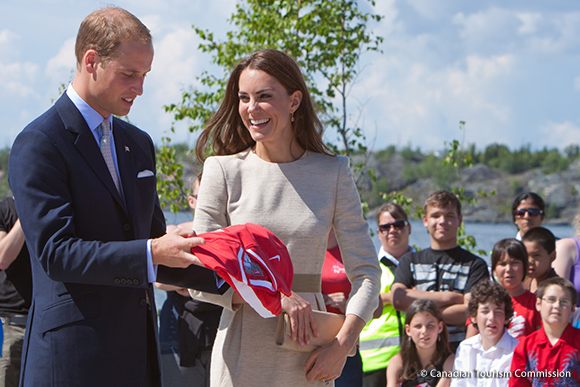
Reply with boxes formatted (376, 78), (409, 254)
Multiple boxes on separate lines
(151, 227), (206, 268)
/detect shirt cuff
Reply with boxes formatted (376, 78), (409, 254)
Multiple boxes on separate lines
(147, 239), (157, 283)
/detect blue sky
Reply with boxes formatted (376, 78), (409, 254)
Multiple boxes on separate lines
(2, 0), (580, 153)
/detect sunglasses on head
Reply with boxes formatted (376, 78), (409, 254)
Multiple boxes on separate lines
(514, 208), (544, 218)
(379, 220), (408, 233)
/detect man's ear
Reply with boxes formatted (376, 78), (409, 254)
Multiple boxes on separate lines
(550, 250), (556, 263)
(83, 49), (100, 74)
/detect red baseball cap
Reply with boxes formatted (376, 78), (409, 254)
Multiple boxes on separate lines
(192, 223), (294, 318)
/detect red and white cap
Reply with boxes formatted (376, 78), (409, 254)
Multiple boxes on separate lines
(192, 223), (294, 318)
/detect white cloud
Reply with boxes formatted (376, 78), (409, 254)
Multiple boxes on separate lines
(0, 29), (14, 44)
(540, 121), (580, 149)
(452, 8), (519, 53)
(0, 61), (38, 97)
(516, 12), (542, 35)
(0, 29), (21, 61)
(45, 38), (75, 84)
(574, 76), (580, 91)
(525, 12), (580, 55)
(407, 0), (447, 20)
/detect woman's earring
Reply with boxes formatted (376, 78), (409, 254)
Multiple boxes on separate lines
(438, 335), (441, 342)
(290, 111), (295, 123)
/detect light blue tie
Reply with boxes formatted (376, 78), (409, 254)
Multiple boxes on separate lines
(99, 119), (121, 194)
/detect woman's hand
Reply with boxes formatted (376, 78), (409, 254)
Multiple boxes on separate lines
(281, 292), (319, 346)
(324, 292), (347, 314)
(304, 314), (366, 384)
(303, 339), (349, 384)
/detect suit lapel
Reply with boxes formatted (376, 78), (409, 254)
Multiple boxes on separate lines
(114, 121), (137, 226)
(56, 94), (125, 209)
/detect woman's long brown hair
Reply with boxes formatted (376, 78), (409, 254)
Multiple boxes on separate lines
(195, 49), (333, 167)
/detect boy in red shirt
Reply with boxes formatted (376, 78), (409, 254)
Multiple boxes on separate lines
(509, 277), (580, 386)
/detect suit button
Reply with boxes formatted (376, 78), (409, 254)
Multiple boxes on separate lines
(120, 278), (127, 285)
(133, 279), (140, 286)
(124, 223), (131, 232)
(114, 278), (121, 285)
(139, 298), (148, 307)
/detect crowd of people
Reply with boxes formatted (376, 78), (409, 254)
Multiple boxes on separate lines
(1, 4), (580, 387)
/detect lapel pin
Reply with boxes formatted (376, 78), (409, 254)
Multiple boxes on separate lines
(125, 146), (130, 152)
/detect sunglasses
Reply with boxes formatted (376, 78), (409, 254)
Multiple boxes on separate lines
(379, 220), (408, 233)
(514, 208), (544, 218)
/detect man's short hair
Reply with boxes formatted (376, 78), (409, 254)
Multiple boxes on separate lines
(536, 277), (578, 307)
(75, 6), (152, 66)
(521, 227), (556, 254)
(491, 238), (529, 280)
(511, 192), (545, 223)
(375, 202), (409, 225)
(423, 190), (461, 217)
(467, 280), (514, 327)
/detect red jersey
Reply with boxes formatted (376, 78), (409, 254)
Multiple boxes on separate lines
(509, 290), (542, 340)
(321, 245), (351, 315)
(509, 324), (580, 386)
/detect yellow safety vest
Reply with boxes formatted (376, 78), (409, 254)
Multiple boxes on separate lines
(359, 257), (404, 372)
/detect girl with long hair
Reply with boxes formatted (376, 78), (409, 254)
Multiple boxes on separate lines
(386, 299), (454, 387)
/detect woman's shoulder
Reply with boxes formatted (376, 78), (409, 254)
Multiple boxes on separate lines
(301, 151), (350, 173)
(205, 149), (253, 166)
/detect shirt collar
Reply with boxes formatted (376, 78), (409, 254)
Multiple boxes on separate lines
(66, 83), (112, 133)
(378, 245), (415, 266)
(473, 329), (516, 352)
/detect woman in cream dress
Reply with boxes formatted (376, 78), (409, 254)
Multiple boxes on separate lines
(189, 49), (381, 387)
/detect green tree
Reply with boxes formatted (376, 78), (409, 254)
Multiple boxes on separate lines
(165, 0), (383, 179)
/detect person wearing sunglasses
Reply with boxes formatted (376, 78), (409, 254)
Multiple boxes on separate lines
(511, 192), (546, 241)
(359, 203), (414, 387)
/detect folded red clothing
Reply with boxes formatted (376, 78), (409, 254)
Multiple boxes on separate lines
(192, 223), (294, 318)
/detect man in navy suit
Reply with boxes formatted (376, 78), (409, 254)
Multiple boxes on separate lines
(8, 6), (217, 386)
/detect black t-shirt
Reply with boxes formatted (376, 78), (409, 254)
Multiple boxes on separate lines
(0, 197), (32, 313)
(393, 246), (489, 346)
(394, 246), (489, 294)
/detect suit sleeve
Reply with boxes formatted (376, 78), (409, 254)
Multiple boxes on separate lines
(9, 126), (149, 287)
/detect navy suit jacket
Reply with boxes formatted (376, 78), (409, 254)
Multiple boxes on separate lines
(8, 94), (218, 386)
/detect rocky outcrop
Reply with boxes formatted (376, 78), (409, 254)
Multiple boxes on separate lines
(369, 159), (580, 225)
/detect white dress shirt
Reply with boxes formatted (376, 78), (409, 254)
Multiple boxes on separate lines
(450, 329), (518, 387)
